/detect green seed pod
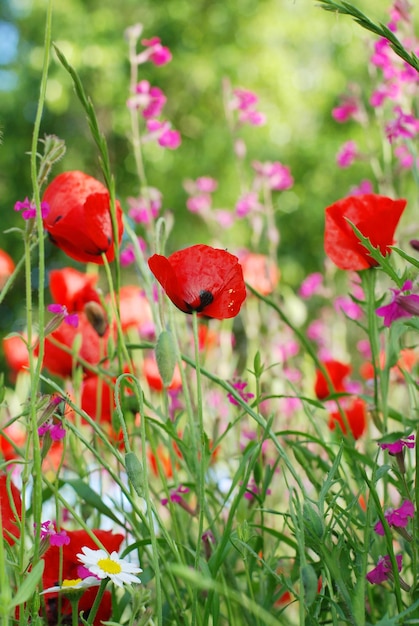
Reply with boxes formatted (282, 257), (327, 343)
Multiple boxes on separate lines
(303, 502), (324, 540)
(155, 329), (177, 388)
(301, 564), (318, 607)
(125, 452), (143, 497)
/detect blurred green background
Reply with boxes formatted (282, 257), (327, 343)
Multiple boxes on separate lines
(0, 0), (417, 332)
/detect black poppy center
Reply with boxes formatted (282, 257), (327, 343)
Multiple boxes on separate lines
(185, 289), (214, 313)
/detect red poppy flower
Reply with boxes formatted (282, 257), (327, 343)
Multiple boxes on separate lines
(239, 251), (279, 295)
(81, 375), (115, 423)
(314, 360), (351, 399)
(324, 194), (406, 271)
(143, 355), (182, 392)
(148, 244), (246, 319)
(0, 249), (15, 289)
(3, 334), (30, 380)
(0, 472), (21, 545)
(40, 312), (109, 378)
(49, 267), (100, 312)
(108, 285), (153, 333)
(42, 171), (124, 264)
(328, 397), (367, 440)
(41, 528), (124, 626)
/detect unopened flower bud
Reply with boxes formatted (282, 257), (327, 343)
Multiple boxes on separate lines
(84, 301), (108, 337)
(155, 329), (177, 388)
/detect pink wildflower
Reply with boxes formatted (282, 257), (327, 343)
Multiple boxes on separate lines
(298, 272), (323, 299)
(235, 192), (262, 217)
(227, 380), (254, 406)
(47, 304), (79, 328)
(127, 80), (167, 118)
(38, 421), (66, 441)
(14, 197), (49, 220)
(366, 554), (402, 584)
(386, 106), (419, 143)
(253, 161), (293, 191)
(374, 500), (414, 536)
(141, 37), (172, 65)
(350, 179), (374, 195)
(334, 295), (363, 320)
(376, 280), (419, 327)
(38, 521), (70, 547)
(332, 94), (360, 122)
(379, 434), (415, 455)
(195, 177), (218, 193)
(336, 140), (358, 168)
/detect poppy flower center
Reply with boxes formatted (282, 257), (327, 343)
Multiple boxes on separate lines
(186, 289), (214, 313)
(97, 557), (122, 575)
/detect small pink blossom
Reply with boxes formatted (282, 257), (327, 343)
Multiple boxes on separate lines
(394, 144), (415, 169)
(366, 554), (402, 584)
(332, 94), (360, 122)
(239, 110), (266, 126)
(214, 210), (234, 228)
(235, 192), (262, 217)
(376, 280), (419, 327)
(127, 80), (166, 118)
(374, 500), (414, 535)
(350, 179), (374, 195)
(38, 521), (70, 547)
(195, 177), (218, 193)
(14, 197), (49, 220)
(386, 106), (419, 143)
(38, 421), (66, 441)
(379, 434), (415, 455)
(334, 295), (363, 320)
(298, 272), (323, 299)
(141, 37), (172, 65)
(47, 304), (79, 328)
(145, 119), (181, 149)
(336, 140), (358, 168)
(128, 189), (162, 224)
(227, 380), (254, 406)
(186, 195), (212, 214)
(253, 161), (293, 191)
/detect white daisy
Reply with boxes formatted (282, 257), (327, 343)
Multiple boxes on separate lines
(40, 576), (100, 595)
(76, 547), (142, 588)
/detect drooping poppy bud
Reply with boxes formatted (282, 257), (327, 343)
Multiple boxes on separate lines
(43, 171), (124, 264)
(148, 244), (246, 319)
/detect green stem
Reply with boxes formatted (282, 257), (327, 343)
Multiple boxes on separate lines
(85, 579), (108, 625)
(191, 312), (206, 626)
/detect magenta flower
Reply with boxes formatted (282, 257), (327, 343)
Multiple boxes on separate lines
(38, 521), (70, 547)
(366, 554), (402, 584)
(374, 500), (415, 535)
(235, 192), (262, 218)
(376, 280), (419, 327)
(336, 140), (358, 168)
(386, 106), (419, 143)
(350, 179), (374, 196)
(145, 119), (181, 149)
(379, 434), (415, 455)
(141, 37), (172, 65)
(298, 272), (323, 299)
(195, 177), (218, 193)
(230, 88), (266, 127)
(227, 380), (254, 406)
(14, 197), (49, 220)
(38, 421), (66, 441)
(47, 303), (79, 328)
(127, 80), (167, 118)
(332, 94), (360, 122)
(128, 189), (162, 224)
(161, 484), (190, 505)
(334, 295), (363, 320)
(252, 161), (293, 191)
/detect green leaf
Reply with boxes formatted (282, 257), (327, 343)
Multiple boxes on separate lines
(65, 479), (122, 525)
(10, 560), (44, 608)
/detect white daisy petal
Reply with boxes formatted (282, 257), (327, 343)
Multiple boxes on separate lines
(76, 546), (142, 587)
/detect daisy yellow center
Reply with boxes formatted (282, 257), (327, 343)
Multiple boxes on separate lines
(97, 557), (122, 575)
(62, 578), (82, 587)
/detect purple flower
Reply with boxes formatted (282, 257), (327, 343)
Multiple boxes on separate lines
(38, 521), (70, 546)
(161, 484), (189, 506)
(336, 140), (358, 168)
(366, 554), (402, 584)
(38, 421), (66, 441)
(47, 303), (79, 328)
(14, 197), (49, 220)
(227, 380), (254, 406)
(379, 434), (415, 455)
(374, 500), (415, 535)
(376, 281), (419, 327)
(298, 272), (323, 299)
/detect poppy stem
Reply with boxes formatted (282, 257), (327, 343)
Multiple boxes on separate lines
(191, 311), (207, 625)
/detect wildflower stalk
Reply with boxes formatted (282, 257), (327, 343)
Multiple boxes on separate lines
(191, 311), (206, 626)
(84, 578), (108, 626)
(21, 0), (53, 599)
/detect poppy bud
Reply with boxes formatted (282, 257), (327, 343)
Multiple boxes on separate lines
(125, 451), (144, 497)
(84, 301), (108, 337)
(42, 171), (124, 264)
(301, 564), (319, 607)
(155, 330), (177, 388)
